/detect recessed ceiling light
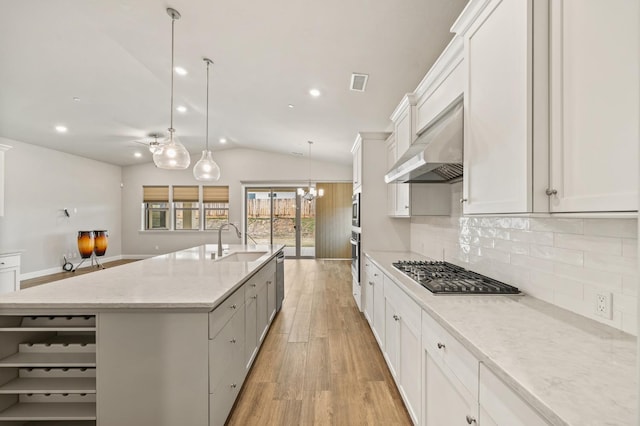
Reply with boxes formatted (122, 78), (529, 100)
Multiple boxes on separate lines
(219, 138), (227, 144)
(176, 105), (187, 113)
(72, 97), (81, 102)
(309, 89), (321, 97)
(288, 104), (295, 108)
(291, 151), (303, 156)
(134, 152), (142, 158)
(174, 67), (187, 76)
(55, 125), (68, 133)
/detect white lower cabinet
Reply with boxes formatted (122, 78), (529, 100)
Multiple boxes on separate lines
(384, 275), (422, 424)
(479, 364), (550, 426)
(422, 309), (478, 425)
(363, 259), (385, 347)
(0, 253), (20, 294)
(210, 303), (246, 426)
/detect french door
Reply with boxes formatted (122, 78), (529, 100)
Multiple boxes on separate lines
(244, 187), (316, 258)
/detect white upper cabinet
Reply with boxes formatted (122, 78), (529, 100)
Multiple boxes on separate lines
(390, 95), (417, 159)
(454, 0), (638, 214)
(454, 0), (541, 214)
(0, 144), (11, 217)
(352, 140), (362, 193)
(548, 0), (638, 212)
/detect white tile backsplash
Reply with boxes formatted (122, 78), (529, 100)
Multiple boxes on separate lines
(411, 183), (638, 335)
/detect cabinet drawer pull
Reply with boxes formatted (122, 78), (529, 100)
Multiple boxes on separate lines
(373, 273), (378, 277)
(466, 415), (477, 424)
(251, 283), (257, 287)
(252, 295), (257, 299)
(267, 281), (272, 285)
(437, 342), (445, 349)
(230, 338), (236, 344)
(368, 281), (374, 286)
(0, 262), (4, 265)
(545, 188), (558, 196)
(393, 314), (400, 321)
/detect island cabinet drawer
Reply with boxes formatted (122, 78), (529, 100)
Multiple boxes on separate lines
(244, 270), (268, 302)
(422, 310), (478, 399)
(209, 360), (244, 426)
(209, 287), (245, 339)
(210, 303), (245, 393)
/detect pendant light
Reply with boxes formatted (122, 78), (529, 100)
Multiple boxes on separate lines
(193, 58), (221, 181)
(297, 141), (324, 201)
(153, 7), (191, 170)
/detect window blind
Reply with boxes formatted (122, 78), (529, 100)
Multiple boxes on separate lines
(203, 186), (229, 203)
(143, 186), (169, 202)
(173, 186), (199, 202)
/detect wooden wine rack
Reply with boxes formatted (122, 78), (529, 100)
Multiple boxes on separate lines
(0, 315), (96, 425)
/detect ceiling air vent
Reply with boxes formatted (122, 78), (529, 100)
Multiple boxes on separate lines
(350, 73), (369, 92)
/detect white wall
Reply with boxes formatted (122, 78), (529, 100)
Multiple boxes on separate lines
(410, 182), (639, 335)
(121, 148), (351, 256)
(0, 137), (122, 276)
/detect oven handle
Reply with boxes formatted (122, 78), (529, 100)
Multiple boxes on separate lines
(350, 238), (357, 246)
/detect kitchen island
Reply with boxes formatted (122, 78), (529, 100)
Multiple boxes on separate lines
(0, 244), (284, 426)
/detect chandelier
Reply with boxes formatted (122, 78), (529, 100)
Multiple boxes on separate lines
(297, 141), (324, 201)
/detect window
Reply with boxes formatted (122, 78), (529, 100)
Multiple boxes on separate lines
(173, 186), (200, 230)
(143, 186), (169, 230)
(204, 186), (229, 230)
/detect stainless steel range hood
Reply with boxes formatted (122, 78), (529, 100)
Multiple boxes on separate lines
(385, 97), (463, 184)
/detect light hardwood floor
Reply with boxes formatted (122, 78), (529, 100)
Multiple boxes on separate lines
(20, 259), (139, 289)
(227, 259), (412, 425)
(19, 258), (411, 424)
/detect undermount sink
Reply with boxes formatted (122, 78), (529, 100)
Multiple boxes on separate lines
(213, 251), (267, 262)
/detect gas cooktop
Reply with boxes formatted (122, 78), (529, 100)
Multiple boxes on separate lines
(392, 260), (519, 295)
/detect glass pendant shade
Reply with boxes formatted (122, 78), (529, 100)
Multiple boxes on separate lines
(153, 134), (191, 169)
(193, 150), (221, 181)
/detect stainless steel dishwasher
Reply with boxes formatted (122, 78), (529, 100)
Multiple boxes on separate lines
(276, 251), (285, 311)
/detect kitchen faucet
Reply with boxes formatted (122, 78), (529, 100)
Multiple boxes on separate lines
(217, 222), (242, 257)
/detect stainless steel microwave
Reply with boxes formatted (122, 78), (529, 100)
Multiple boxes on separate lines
(352, 193), (360, 227)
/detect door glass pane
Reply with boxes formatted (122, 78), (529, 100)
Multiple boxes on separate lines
(300, 198), (316, 257)
(246, 189), (272, 245)
(272, 190), (297, 256)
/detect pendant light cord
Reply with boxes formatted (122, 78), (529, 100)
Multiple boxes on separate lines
(206, 59), (210, 151)
(169, 15), (176, 140)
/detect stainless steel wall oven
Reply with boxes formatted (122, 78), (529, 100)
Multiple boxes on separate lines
(350, 231), (361, 283)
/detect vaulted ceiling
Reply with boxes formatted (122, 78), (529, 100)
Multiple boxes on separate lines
(0, 0), (468, 166)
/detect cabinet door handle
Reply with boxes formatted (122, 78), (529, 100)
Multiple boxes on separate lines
(231, 383), (237, 389)
(460, 198), (468, 203)
(368, 281), (374, 286)
(267, 281), (272, 285)
(466, 415), (477, 424)
(437, 342), (446, 349)
(373, 273), (378, 277)
(230, 304), (237, 310)
(545, 188), (558, 196)
(251, 283), (257, 287)
(252, 295), (257, 299)
(230, 338), (236, 344)
(0, 262), (4, 265)
(393, 314), (400, 321)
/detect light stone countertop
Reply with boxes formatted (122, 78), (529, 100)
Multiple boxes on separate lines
(0, 244), (284, 311)
(366, 250), (637, 426)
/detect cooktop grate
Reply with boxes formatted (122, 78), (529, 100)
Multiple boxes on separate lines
(392, 260), (519, 294)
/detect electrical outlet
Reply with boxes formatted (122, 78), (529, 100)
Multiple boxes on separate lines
(595, 292), (612, 320)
